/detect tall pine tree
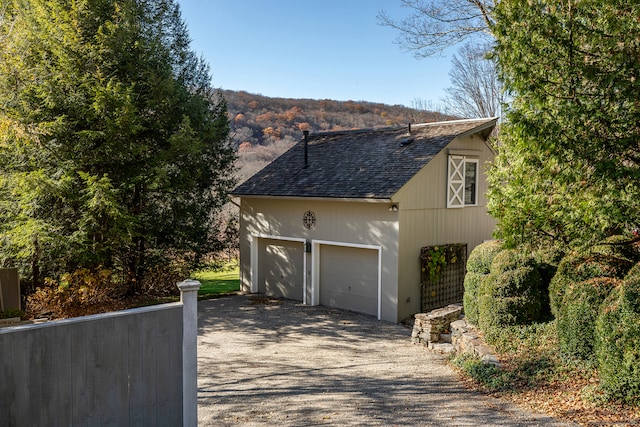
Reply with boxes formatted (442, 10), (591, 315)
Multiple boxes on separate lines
(0, 0), (235, 289)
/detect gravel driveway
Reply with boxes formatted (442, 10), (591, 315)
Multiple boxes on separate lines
(197, 295), (576, 426)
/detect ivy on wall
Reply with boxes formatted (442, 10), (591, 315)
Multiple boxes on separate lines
(420, 244), (467, 312)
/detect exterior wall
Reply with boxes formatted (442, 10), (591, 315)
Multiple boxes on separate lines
(0, 303), (183, 426)
(393, 134), (497, 321)
(238, 197), (399, 321)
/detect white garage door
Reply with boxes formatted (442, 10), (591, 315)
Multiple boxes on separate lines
(319, 245), (379, 317)
(258, 238), (304, 301)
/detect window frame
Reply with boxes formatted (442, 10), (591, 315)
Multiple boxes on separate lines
(447, 155), (479, 208)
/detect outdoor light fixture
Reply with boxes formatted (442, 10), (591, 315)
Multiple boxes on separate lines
(389, 204), (399, 212)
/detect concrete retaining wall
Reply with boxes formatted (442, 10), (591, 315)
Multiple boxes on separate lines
(0, 302), (183, 426)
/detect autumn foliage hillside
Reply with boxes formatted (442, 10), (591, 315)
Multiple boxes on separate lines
(222, 90), (453, 183)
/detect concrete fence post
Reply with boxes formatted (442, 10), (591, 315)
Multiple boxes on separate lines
(177, 279), (201, 427)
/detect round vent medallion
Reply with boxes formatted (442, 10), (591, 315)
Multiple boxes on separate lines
(303, 210), (316, 229)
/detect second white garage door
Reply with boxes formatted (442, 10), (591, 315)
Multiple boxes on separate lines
(319, 244), (379, 317)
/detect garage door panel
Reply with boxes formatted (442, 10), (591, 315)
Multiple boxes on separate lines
(319, 245), (378, 317)
(320, 290), (377, 317)
(259, 239), (304, 301)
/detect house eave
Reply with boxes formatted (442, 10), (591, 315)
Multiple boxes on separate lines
(456, 117), (499, 140)
(232, 194), (394, 204)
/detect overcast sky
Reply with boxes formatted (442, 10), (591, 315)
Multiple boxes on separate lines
(176, 0), (455, 107)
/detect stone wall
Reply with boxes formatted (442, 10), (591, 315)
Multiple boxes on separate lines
(411, 304), (462, 352)
(451, 319), (500, 366)
(411, 304), (500, 366)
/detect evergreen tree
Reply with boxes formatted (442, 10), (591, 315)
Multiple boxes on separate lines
(0, 0), (235, 289)
(488, 0), (640, 249)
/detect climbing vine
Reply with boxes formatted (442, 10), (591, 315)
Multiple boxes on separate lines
(421, 245), (461, 283)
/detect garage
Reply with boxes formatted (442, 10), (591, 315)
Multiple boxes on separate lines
(317, 243), (380, 318)
(257, 237), (305, 301)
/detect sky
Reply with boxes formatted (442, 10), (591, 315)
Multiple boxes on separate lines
(176, 0), (455, 107)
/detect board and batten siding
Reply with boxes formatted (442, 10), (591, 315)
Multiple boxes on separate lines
(239, 197), (400, 321)
(392, 134), (497, 321)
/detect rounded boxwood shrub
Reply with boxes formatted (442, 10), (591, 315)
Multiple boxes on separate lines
(463, 272), (485, 326)
(464, 241), (502, 326)
(595, 264), (640, 405)
(557, 277), (620, 362)
(591, 235), (640, 264)
(549, 252), (633, 319)
(477, 253), (543, 341)
(532, 246), (565, 321)
(489, 248), (537, 274)
(625, 262), (640, 283)
(466, 240), (503, 274)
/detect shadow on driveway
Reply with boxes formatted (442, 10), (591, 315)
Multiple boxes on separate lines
(197, 295), (576, 426)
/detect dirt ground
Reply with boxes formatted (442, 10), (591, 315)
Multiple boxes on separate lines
(197, 295), (578, 426)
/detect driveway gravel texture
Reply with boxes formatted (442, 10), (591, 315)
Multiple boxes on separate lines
(197, 295), (577, 426)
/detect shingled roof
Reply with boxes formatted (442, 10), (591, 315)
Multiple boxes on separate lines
(232, 117), (498, 200)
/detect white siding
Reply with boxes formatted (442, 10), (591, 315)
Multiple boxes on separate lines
(239, 198), (399, 322)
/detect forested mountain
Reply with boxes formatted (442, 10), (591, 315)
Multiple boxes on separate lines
(221, 90), (453, 183)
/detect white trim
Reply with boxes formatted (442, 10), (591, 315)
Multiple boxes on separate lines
(447, 149), (482, 157)
(447, 155), (479, 208)
(447, 155), (465, 208)
(464, 158), (479, 206)
(311, 239), (382, 320)
(250, 234), (308, 304)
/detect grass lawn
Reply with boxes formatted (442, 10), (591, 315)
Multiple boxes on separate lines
(192, 263), (240, 298)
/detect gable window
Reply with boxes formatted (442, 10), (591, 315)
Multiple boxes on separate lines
(447, 155), (479, 208)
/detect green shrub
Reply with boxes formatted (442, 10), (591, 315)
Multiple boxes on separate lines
(591, 235), (640, 264)
(0, 308), (24, 320)
(549, 252), (633, 319)
(466, 240), (503, 274)
(489, 248), (537, 274)
(625, 262), (640, 283)
(463, 272), (485, 325)
(478, 261), (543, 342)
(532, 246), (565, 321)
(450, 353), (509, 392)
(557, 277), (620, 362)
(464, 241), (503, 326)
(595, 267), (640, 406)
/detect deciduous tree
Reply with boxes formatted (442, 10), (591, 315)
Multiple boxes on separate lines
(443, 42), (502, 119)
(377, 0), (495, 58)
(380, 1), (500, 119)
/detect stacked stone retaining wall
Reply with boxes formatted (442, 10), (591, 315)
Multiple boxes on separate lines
(412, 304), (500, 366)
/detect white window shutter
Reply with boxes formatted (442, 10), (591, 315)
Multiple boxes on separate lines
(447, 155), (465, 208)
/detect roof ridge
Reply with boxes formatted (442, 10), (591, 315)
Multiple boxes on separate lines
(312, 126), (400, 137)
(310, 117), (498, 137)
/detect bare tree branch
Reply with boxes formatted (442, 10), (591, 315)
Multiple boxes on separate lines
(377, 0), (496, 58)
(442, 42), (502, 118)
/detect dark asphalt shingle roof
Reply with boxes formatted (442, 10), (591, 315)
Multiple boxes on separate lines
(232, 118), (497, 199)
